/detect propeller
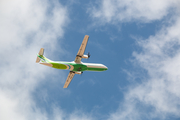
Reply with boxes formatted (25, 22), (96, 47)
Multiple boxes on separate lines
(81, 72), (83, 76)
(87, 52), (90, 58)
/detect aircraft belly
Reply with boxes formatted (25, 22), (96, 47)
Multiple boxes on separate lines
(70, 64), (87, 72)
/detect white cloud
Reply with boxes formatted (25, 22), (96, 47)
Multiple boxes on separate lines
(0, 0), (92, 120)
(89, 0), (180, 24)
(88, 0), (180, 119)
(106, 6), (180, 120)
(52, 107), (94, 120)
(2, 0), (180, 119)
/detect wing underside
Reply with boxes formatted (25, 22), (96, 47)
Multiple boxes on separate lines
(74, 35), (89, 63)
(63, 35), (89, 88)
(63, 71), (75, 88)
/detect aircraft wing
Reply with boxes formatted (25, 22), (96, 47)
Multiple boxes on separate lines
(63, 71), (75, 88)
(74, 35), (89, 63)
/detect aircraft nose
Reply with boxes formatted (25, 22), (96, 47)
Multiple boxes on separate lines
(104, 65), (108, 70)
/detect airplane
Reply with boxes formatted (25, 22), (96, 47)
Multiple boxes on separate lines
(36, 35), (108, 88)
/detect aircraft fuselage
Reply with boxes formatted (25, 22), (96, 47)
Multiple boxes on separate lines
(38, 54), (107, 72)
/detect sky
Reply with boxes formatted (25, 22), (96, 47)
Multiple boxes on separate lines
(0, 0), (180, 120)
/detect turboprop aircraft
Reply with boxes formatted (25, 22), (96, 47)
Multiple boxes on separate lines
(36, 35), (108, 88)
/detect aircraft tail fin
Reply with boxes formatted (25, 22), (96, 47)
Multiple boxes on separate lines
(36, 48), (44, 63)
(38, 48), (44, 56)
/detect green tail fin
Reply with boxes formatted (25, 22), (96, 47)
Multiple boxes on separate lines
(36, 48), (52, 63)
(36, 48), (44, 63)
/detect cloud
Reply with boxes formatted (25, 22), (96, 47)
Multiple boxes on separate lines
(131, 15), (180, 116)
(0, 0), (95, 119)
(2, 0), (180, 119)
(88, 0), (180, 119)
(104, 4), (180, 120)
(0, 0), (84, 120)
(89, 0), (180, 24)
(51, 107), (94, 120)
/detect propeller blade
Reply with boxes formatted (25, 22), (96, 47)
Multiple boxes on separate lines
(81, 72), (83, 76)
(87, 52), (90, 58)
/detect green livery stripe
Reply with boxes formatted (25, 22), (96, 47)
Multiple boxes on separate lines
(86, 67), (107, 71)
(37, 54), (50, 62)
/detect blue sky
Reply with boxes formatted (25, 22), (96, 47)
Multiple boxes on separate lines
(1, 0), (180, 120)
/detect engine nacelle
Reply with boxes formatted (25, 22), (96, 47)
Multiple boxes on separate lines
(74, 72), (83, 74)
(82, 54), (89, 59)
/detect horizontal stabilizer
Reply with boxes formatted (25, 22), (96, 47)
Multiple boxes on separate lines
(36, 57), (41, 63)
